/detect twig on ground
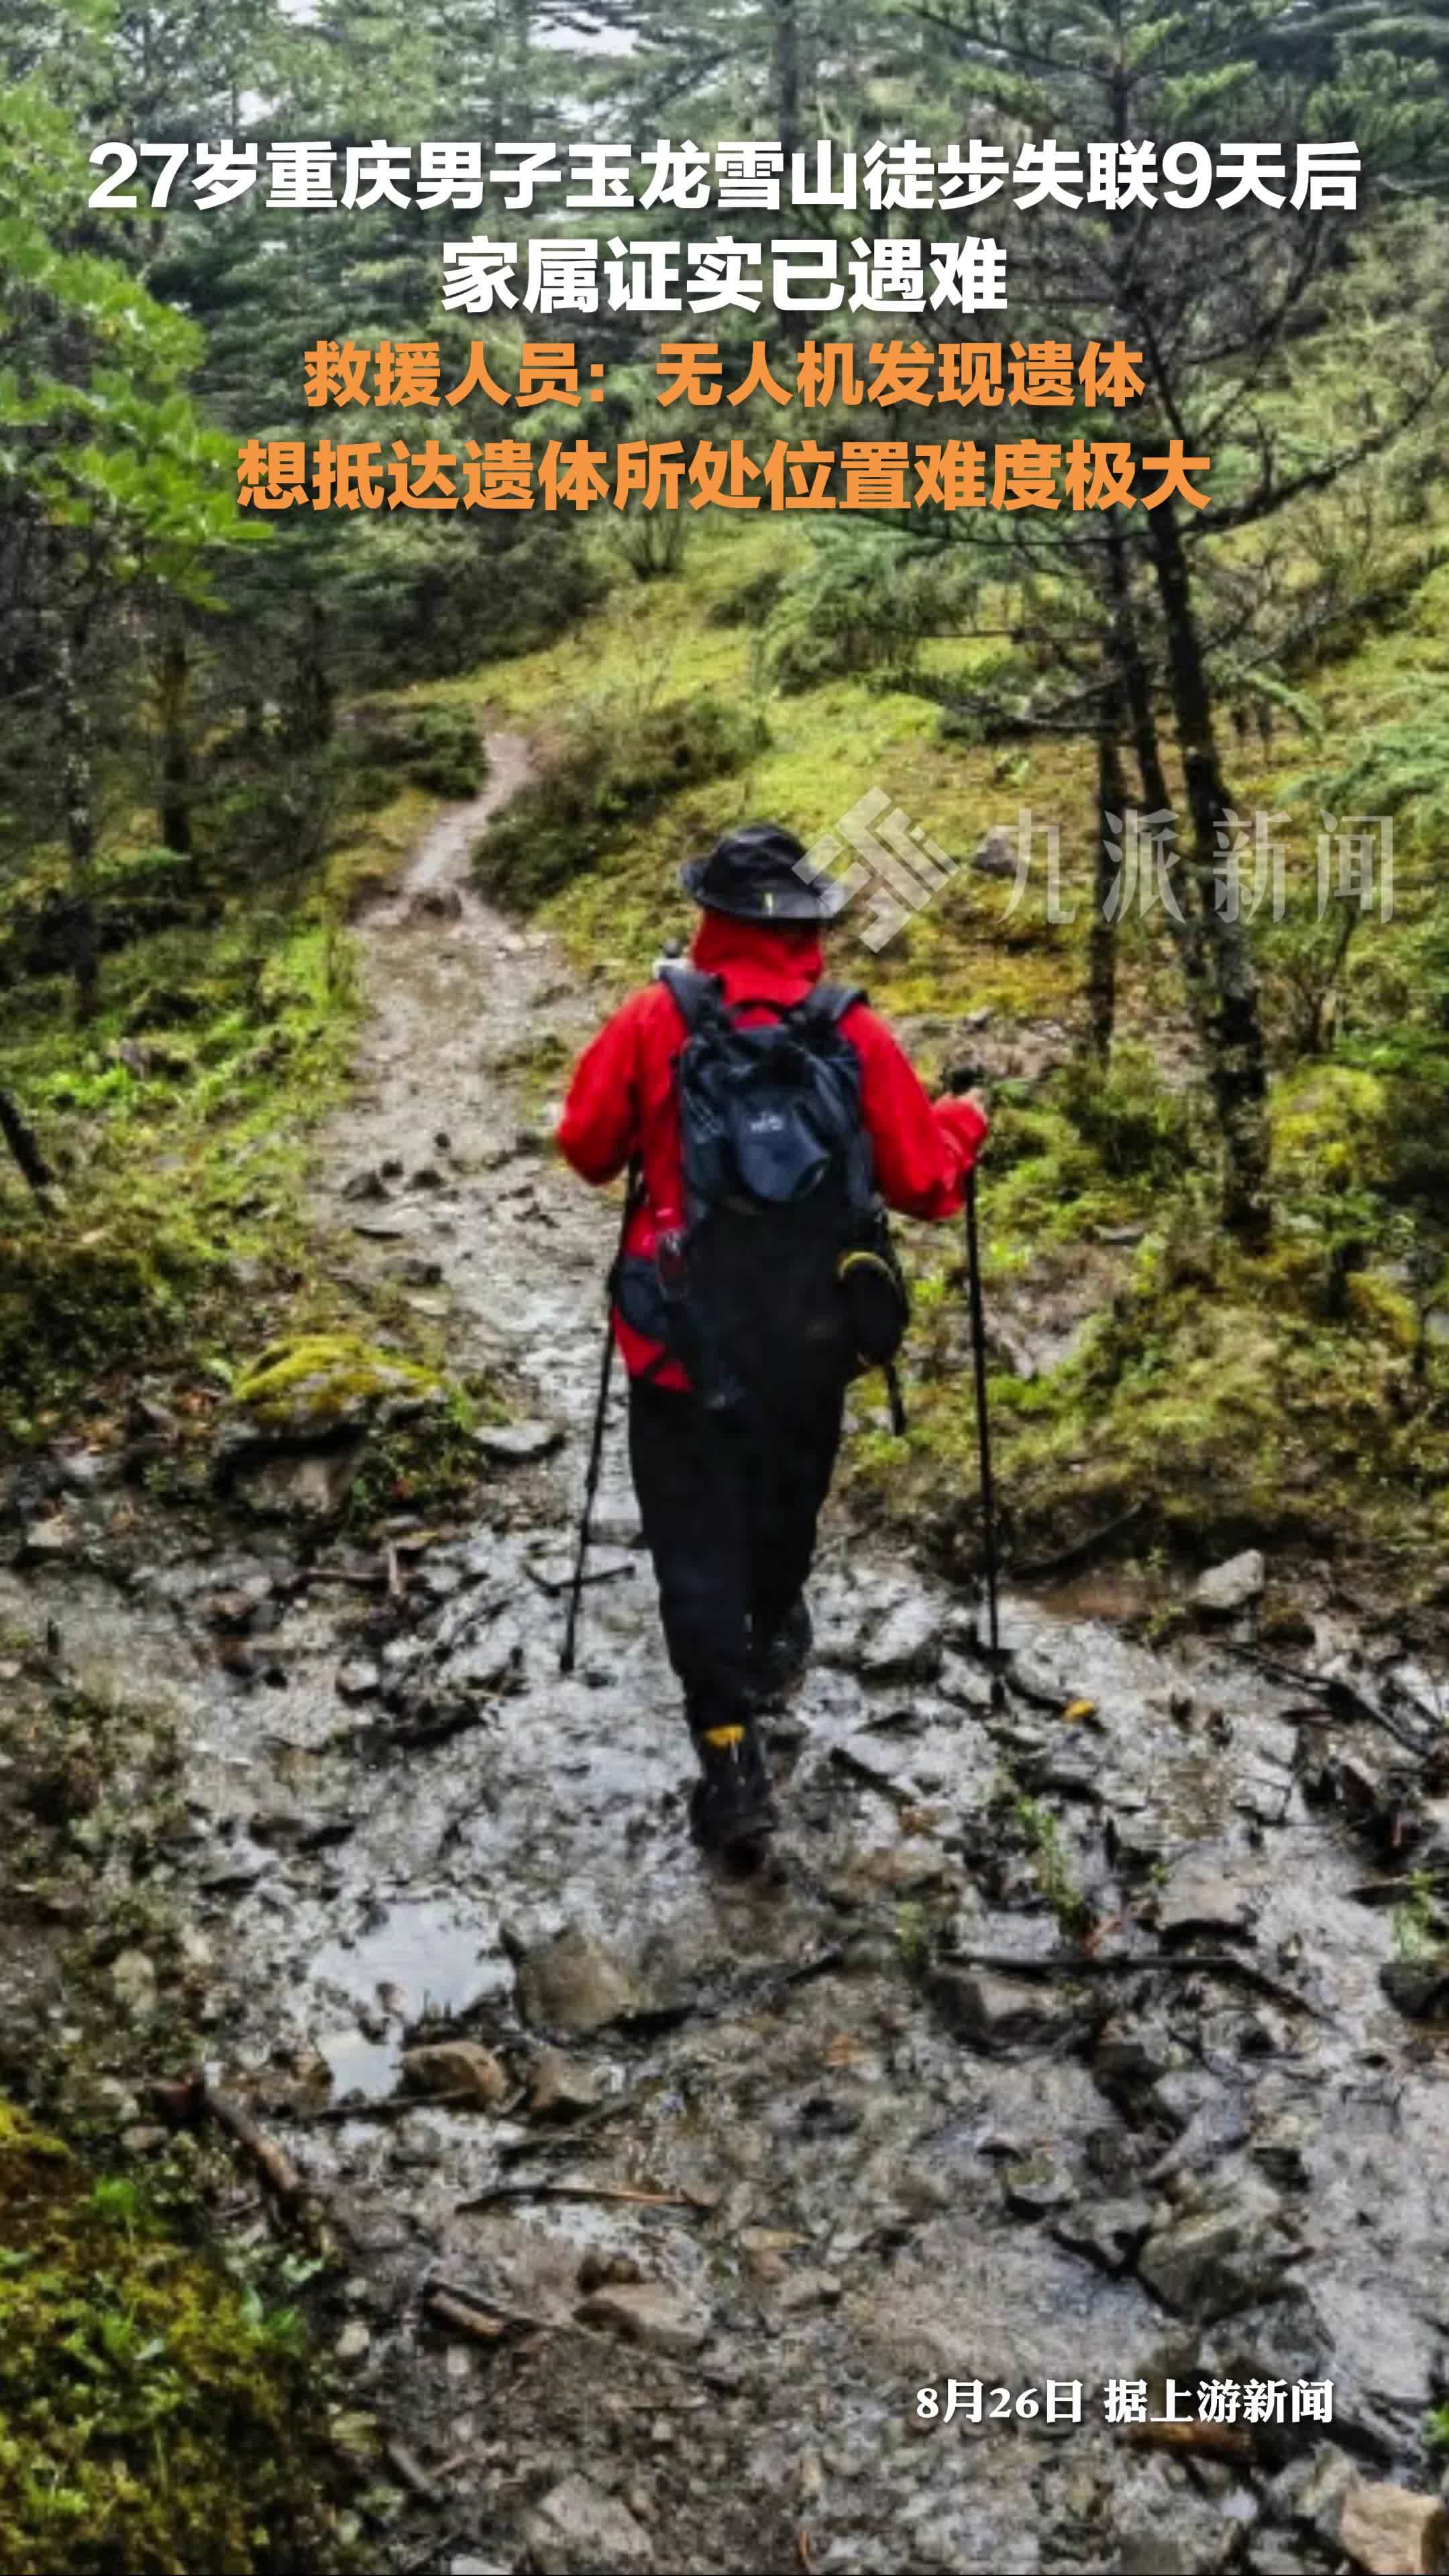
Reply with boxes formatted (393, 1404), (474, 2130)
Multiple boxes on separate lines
(456, 2180), (703, 2215)
(150, 2070), (312, 2212)
(938, 1946), (1333, 2023)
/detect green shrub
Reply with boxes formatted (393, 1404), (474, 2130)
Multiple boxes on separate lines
(474, 694), (765, 909)
(349, 700), (488, 798)
(1055, 1044), (1196, 1183)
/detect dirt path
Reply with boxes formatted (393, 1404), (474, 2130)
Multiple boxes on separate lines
(4, 740), (1449, 2575)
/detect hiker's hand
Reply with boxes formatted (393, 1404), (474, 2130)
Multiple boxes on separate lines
(936, 1091), (989, 1168)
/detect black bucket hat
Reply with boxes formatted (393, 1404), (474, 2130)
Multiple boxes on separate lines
(679, 820), (846, 924)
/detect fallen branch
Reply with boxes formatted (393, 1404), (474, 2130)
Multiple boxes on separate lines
(150, 2070), (311, 2212)
(0, 1085), (55, 1201)
(457, 2180), (702, 2216)
(423, 2275), (739, 2389)
(425, 2277), (567, 2342)
(1228, 1646), (1432, 1757)
(384, 2438), (443, 2504)
(937, 1947), (1332, 2023)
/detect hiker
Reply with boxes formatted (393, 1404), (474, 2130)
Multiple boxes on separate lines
(557, 822), (987, 1854)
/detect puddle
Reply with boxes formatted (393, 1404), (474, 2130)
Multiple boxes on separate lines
(312, 1894), (508, 2021)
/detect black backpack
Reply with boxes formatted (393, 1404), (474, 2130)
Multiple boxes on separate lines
(616, 965), (908, 1421)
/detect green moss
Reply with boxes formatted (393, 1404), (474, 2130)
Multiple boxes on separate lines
(231, 1333), (439, 1437)
(0, 2098), (346, 2575)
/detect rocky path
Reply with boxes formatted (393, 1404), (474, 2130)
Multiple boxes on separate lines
(4, 739), (1449, 2575)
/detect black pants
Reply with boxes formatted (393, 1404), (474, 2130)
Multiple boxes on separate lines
(627, 1377), (844, 1729)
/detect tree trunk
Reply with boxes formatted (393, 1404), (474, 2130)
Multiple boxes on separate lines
(156, 606), (192, 856)
(1104, 518), (1210, 1033)
(0, 1086), (54, 1200)
(772, 0), (801, 166)
(1144, 498), (1272, 1248)
(1089, 677), (1124, 1063)
(287, 597), (334, 751)
(54, 624), (100, 1026)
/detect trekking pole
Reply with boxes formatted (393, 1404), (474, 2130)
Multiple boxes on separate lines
(963, 1165), (1006, 1709)
(560, 1168), (639, 1676)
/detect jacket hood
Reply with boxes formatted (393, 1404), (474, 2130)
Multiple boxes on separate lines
(690, 910), (825, 1002)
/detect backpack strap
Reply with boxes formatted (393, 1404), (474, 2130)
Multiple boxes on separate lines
(798, 978), (866, 1028)
(657, 962), (727, 1033)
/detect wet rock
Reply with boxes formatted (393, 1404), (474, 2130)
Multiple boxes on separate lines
(528, 2048), (602, 2118)
(401, 2040), (510, 2107)
(517, 1925), (640, 2036)
(232, 1447), (364, 1520)
(227, 1334), (440, 1444)
(859, 1597), (942, 1683)
(1157, 1857), (1256, 1944)
(1052, 2193), (1152, 2274)
(972, 826), (1017, 877)
(1338, 2480), (1448, 2575)
(936, 1652), (996, 1711)
(1379, 1953), (1449, 2023)
(577, 2249), (644, 2296)
(54, 1448), (113, 1495)
(925, 1964), (1083, 2051)
(775, 2269), (843, 2312)
(525, 2473), (652, 2572)
(1002, 2153), (1075, 2216)
(408, 883), (464, 922)
(15, 1513), (80, 1568)
(336, 1658), (382, 1702)
(111, 1949), (158, 2018)
(1193, 1550), (1265, 1616)
(473, 1419), (565, 1465)
(1138, 2180), (1296, 2320)
(120, 2123), (170, 2157)
(575, 2280), (709, 2357)
(1291, 2448), (1355, 2547)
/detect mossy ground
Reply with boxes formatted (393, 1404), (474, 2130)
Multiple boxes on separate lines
(462, 515), (1449, 1597)
(0, 2099), (350, 2576)
(0, 685), (490, 1460)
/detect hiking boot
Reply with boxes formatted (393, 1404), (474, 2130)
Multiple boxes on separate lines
(749, 1596), (813, 1705)
(688, 1717), (778, 1854)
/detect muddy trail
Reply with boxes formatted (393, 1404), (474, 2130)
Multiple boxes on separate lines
(5, 737), (1449, 2576)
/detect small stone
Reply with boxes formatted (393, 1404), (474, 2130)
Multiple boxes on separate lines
(925, 1964), (1081, 2050)
(525, 2472), (652, 2571)
(400, 2040), (510, 2107)
(517, 1925), (639, 2036)
(16, 1514), (79, 1568)
(111, 1949), (158, 2017)
(528, 2048), (602, 2118)
(1193, 1550), (1265, 1615)
(575, 2280), (708, 2357)
(775, 2269), (842, 2312)
(1138, 2182), (1294, 2320)
(1338, 2479), (1448, 2575)
(335, 2318), (371, 2365)
(860, 1597), (942, 1683)
(1053, 2194), (1152, 2274)
(120, 2123), (169, 2157)
(474, 1420), (564, 1464)
(336, 1658), (381, 1702)
(1002, 2154), (1075, 2216)
(1157, 1858), (1256, 1944)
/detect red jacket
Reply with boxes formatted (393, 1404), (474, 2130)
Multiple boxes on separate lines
(557, 912), (988, 1389)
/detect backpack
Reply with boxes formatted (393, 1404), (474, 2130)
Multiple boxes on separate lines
(616, 964), (909, 1421)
